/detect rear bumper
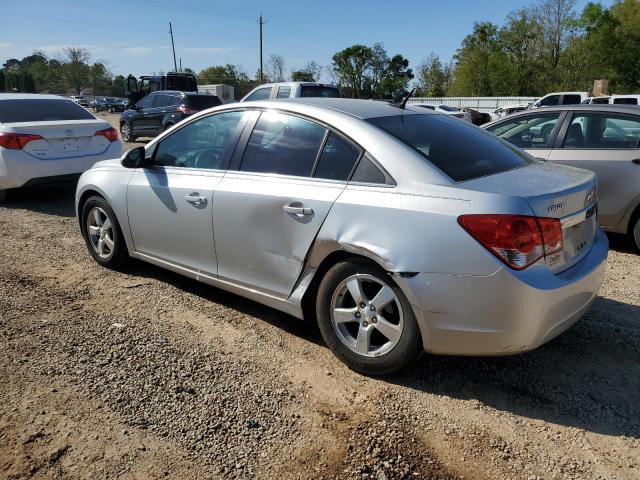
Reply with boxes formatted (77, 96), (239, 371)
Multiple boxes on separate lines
(0, 141), (122, 190)
(398, 228), (609, 356)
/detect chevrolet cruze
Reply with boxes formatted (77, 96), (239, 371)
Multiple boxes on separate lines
(75, 99), (608, 375)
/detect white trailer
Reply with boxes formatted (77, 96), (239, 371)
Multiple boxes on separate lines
(197, 84), (235, 104)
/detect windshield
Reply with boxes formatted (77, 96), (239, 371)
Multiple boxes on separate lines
(300, 86), (341, 98)
(0, 99), (95, 123)
(367, 114), (533, 182)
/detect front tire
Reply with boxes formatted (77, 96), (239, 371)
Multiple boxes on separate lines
(81, 196), (129, 269)
(120, 122), (136, 142)
(316, 259), (422, 376)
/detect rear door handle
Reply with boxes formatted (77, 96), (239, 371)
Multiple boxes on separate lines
(184, 192), (207, 206)
(283, 204), (313, 216)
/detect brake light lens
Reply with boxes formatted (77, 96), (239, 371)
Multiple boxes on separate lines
(176, 104), (198, 114)
(94, 127), (118, 142)
(458, 214), (563, 270)
(0, 132), (44, 149)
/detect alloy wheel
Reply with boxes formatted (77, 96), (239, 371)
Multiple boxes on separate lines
(86, 207), (115, 259)
(330, 274), (404, 357)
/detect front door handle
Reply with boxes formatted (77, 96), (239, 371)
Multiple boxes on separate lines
(184, 192), (207, 206)
(283, 204), (313, 216)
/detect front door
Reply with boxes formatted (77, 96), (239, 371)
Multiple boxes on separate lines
(214, 110), (362, 298)
(127, 110), (249, 275)
(549, 111), (640, 229)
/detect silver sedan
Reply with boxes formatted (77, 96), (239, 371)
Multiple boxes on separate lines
(76, 99), (608, 375)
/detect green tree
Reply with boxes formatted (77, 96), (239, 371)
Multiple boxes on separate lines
(331, 44), (375, 98)
(197, 64), (255, 99)
(417, 53), (450, 96)
(62, 46), (91, 94)
(291, 70), (314, 81)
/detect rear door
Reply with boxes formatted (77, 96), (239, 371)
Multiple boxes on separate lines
(213, 110), (362, 297)
(484, 111), (565, 161)
(127, 110), (249, 275)
(549, 111), (640, 230)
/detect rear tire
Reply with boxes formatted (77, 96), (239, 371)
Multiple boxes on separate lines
(120, 122), (136, 142)
(632, 216), (640, 252)
(81, 196), (129, 270)
(316, 259), (422, 376)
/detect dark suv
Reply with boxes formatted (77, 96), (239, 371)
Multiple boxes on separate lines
(119, 90), (221, 141)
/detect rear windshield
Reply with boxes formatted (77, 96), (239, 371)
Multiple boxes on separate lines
(185, 95), (222, 109)
(367, 114), (532, 182)
(0, 99), (95, 123)
(300, 86), (341, 98)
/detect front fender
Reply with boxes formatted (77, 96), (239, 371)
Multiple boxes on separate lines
(76, 167), (136, 253)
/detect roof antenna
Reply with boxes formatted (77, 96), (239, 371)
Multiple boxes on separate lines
(398, 87), (416, 109)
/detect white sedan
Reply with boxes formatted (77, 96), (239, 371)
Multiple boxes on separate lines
(0, 94), (122, 202)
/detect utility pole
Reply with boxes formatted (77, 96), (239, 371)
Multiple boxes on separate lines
(169, 21), (178, 72)
(179, 58), (182, 72)
(258, 14), (267, 84)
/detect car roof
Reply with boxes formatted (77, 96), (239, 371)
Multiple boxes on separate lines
(0, 93), (68, 101)
(517, 104), (639, 114)
(266, 97), (428, 119)
(256, 81), (337, 88)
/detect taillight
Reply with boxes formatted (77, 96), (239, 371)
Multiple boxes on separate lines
(94, 127), (118, 142)
(176, 104), (198, 114)
(0, 132), (44, 149)
(458, 214), (563, 270)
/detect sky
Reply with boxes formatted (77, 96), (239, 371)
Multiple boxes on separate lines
(0, 0), (613, 81)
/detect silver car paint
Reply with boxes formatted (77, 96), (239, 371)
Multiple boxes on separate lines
(76, 98), (608, 356)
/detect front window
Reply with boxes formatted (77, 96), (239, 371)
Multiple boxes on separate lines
(154, 111), (245, 169)
(485, 113), (561, 149)
(300, 85), (341, 98)
(538, 95), (560, 107)
(368, 114), (532, 182)
(244, 87), (272, 102)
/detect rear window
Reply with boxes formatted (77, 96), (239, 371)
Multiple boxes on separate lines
(438, 105), (459, 112)
(185, 95), (222, 109)
(0, 99), (95, 123)
(613, 98), (638, 105)
(367, 114), (532, 182)
(300, 86), (341, 98)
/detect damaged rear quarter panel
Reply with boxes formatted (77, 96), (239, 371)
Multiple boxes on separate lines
(308, 183), (520, 277)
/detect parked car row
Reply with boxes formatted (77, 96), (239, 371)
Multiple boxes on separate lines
(90, 97), (128, 113)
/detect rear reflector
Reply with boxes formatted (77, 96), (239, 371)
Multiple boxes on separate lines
(0, 132), (44, 149)
(94, 127), (118, 142)
(458, 214), (563, 270)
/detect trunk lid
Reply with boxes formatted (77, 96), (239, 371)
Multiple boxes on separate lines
(463, 162), (598, 272)
(3, 120), (113, 160)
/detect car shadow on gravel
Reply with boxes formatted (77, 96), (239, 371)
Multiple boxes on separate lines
(606, 232), (638, 254)
(125, 259), (324, 347)
(1, 183), (77, 217)
(393, 296), (640, 439)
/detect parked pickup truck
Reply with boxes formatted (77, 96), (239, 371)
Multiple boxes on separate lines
(241, 82), (341, 102)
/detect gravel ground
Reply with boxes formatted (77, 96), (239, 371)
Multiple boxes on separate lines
(0, 111), (639, 479)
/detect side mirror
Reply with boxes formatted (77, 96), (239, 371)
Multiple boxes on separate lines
(121, 146), (150, 168)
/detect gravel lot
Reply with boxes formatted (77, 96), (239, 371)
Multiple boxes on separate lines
(0, 111), (639, 479)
